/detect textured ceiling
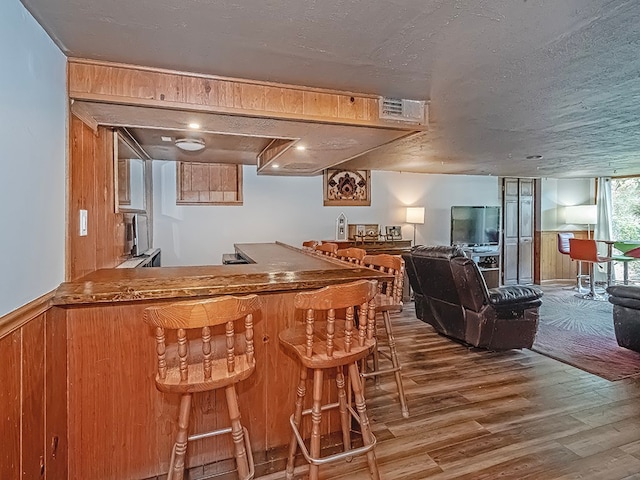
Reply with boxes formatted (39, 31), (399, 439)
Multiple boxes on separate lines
(21, 0), (640, 178)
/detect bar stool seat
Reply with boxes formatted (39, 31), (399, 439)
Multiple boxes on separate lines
(279, 279), (380, 480)
(144, 295), (262, 480)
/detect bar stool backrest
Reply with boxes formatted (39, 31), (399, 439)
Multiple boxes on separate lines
(557, 232), (574, 255)
(293, 280), (378, 359)
(363, 254), (404, 306)
(568, 238), (599, 262)
(314, 242), (338, 257)
(302, 240), (319, 250)
(336, 247), (367, 265)
(144, 295), (262, 393)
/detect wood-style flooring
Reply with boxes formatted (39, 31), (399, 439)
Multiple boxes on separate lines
(195, 304), (640, 480)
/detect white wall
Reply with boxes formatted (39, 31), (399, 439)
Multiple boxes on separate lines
(540, 178), (594, 231)
(153, 163), (499, 266)
(0, 1), (66, 316)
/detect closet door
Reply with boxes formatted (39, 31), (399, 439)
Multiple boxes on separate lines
(502, 178), (535, 285)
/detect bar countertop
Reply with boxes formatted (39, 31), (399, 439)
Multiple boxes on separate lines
(53, 242), (391, 305)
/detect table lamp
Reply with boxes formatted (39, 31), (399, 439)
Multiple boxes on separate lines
(406, 207), (425, 245)
(565, 205), (597, 239)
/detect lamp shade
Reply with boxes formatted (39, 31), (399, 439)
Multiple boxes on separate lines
(565, 205), (597, 225)
(406, 207), (425, 224)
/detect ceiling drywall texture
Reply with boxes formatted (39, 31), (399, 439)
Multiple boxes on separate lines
(21, 0), (640, 178)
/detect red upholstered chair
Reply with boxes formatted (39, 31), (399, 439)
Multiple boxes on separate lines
(568, 238), (612, 300)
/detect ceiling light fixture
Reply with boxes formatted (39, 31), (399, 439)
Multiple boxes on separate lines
(296, 145), (306, 151)
(188, 122), (201, 130)
(272, 164), (280, 168)
(175, 138), (205, 152)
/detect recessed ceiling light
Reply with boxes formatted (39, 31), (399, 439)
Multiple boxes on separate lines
(161, 136), (172, 142)
(526, 154), (543, 160)
(188, 122), (201, 129)
(296, 145), (306, 151)
(175, 138), (205, 152)
(272, 164), (280, 168)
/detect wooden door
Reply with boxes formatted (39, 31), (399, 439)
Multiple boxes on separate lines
(502, 178), (535, 285)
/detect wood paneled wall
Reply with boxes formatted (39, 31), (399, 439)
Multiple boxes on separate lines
(67, 59), (401, 128)
(0, 306), (67, 480)
(68, 115), (127, 281)
(537, 230), (588, 282)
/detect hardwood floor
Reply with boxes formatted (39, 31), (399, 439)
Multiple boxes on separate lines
(191, 304), (640, 480)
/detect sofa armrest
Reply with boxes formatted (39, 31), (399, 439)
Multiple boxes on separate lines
(607, 285), (640, 301)
(488, 285), (543, 307)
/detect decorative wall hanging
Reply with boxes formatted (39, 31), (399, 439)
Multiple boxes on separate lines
(323, 169), (371, 206)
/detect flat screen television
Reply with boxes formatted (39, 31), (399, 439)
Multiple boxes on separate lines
(450, 206), (500, 247)
(132, 213), (150, 256)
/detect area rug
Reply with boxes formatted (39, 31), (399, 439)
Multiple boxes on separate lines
(531, 284), (640, 381)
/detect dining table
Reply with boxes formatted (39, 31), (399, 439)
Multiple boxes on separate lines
(600, 240), (640, 286)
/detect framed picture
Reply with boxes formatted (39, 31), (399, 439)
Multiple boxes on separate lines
(385, 225), (402, 240)
(323, 169), (371, 206)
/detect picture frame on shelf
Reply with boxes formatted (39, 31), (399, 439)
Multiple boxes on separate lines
(385, 225), (402, 240)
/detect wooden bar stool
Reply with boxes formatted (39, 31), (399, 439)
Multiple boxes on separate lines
(279, 280), (380, 480)
(144, 294), (262, 480)
(314, 242), (338, 257)
(302, 240), (319, 251)
(336, 247), (367, 265)
(361, 254), (409, 418)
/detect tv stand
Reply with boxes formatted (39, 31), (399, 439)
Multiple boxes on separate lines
(459, 246), (501, 288)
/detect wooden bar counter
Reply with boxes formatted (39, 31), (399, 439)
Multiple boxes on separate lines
(53, 242), (389, 480)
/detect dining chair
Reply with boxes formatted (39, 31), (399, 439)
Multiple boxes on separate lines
(568, 238), (612, 300)
(557, 232), (589, 293)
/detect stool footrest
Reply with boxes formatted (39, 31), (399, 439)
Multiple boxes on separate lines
(173, 426), (254, 480)
(361, 365), (400, 378)
(290, 403), (377, 466)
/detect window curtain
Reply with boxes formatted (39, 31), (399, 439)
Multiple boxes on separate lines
(594, 177), (613, 282)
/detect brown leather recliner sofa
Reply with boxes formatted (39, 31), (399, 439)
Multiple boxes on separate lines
(403, 245), (543, 350)
(606, 285), (640, 352)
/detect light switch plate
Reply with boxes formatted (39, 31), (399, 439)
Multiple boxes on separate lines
(79, 209), (88, 236)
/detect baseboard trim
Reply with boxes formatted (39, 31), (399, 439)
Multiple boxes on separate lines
(0, 291), (55, 339)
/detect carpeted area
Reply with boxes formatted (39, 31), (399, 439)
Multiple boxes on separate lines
(531, 283), (640, 381)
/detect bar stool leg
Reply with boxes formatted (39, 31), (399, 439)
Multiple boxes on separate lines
(309, 368), (324, 480)
(348, 362), (380, 480)
(169, 393), (192, 480)
(336, 366), (352, 453)
(286, 368), (308, 480)
(382, 311), (409, 418)
(225, 384), (251, 480)
(372, 336), (381, 388)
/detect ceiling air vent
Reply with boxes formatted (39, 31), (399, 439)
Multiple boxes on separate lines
(379, 97), (427, 124)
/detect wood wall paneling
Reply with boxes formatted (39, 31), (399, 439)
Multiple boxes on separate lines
(68, 115), (125, 281)
(0, 305), (65, 480)
(45, 307), (68, 480)
(66, 60), (406, 129)
(0, 330), (21, 480)
(22, 317), (45, 479)
(538, 230), (589, 282)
